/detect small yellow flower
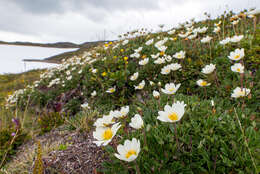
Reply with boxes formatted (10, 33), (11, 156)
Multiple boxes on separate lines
(160, 51), (165, 56)
(109, 41), (113, 45)
(113, 56), (117, 59)
(104, 43), (109, 47)
(124, 56), (128, 61)
(125, 61), (128, 65)
(120, 49), (124, 52)
(102, 72), (107, 77)
(142, 55), (146, 59)
(173, 37), (177, 41)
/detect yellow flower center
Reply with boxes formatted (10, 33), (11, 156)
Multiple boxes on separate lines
(238, 90), (245, 96)
(169, 87), (175, 92)
(237, 68), (240, 72)
(160, 51), (165, 56)
(168, 112), (178, 121)
(103, 128), (113, 140)
(177, 54), (182, 58)
(234, 54), (240, 59)
(109, 88), (115, 93)
(165, 69), (170, 73)
(125, 150), (137, 159)
(201, 81), (207, 86)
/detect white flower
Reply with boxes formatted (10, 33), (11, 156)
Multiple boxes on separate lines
(178, 32), (189, 38)
(196, 79), (211, 87)
(135, 80), (145, 90)
(91, 90), (97, 97)
(139, 58), (149, 65)
(81, 102), (90, 109)
(231, 87), (250, 98)
(93, 123), (121, 146)
(161, 83), (181, 95)
(157, 101), (186, 123)
(230, 35), (244, 43)
(114, 138), (141, 162)
(154, 58), (165, 64)
(157, 45), (167, 52)
(145, 39), (154, 45)
(201, 36), (212, 43)
(164, 55), (172, 62)
(173, 51), (185, 59)
(135, 47), (143, 53)
(106, 87), (116, 93)
(94, 115), (115, 127)
(201, 64), (216, 74)
(151, 53), (160, 59)
(213, 27), (221, 33)
(168, 29), (176, 35)
(130, 52), (140, 58)
(161, 65), (171, 75)
(169, 63), (182, 71)
(232, 20), (239, 25)
(228, 48), (245, 61)
(92, 69), (97, 73)
(197, 27), (208, 33)
(119, 106), (129, 118)
(211, 100), (214, 106)
(231, 63), (244, 73)
(149, 81), (155, 86)
(188, 33), (197, 40)
(130, 72), (139, 81)
(220, 37), (231, 45)
(153, 90), (160, 99)
(122, 40), (129, 45)
(129, 114), (144, 129)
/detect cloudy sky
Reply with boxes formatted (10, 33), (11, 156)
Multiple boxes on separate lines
(0, 0), (259, 44)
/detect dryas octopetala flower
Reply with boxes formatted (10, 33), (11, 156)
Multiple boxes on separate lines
(119, 106), (129, 118)
(196, 79), (211, 87)
(139, 58), (149, 65)
(106, 86), (116, 93)
(122, 39), (129, 45)
(231, 63), (244, 73)
(169, 63), (182, 71)
(228, 48), (244, 61)
(161, 65), (172, 75)
(231, 87), (250, 98)
(201, 36), (212, 43)
(93, 122), (121, 146)
(173, 51), (185, 59)
(201, 64), (216, 74)
(94, 115), (115, 127)
(135, 80), (145, 90)
(129, 114), (144, 129)
(91, 90), (97, 97)
(145, 39), (154, 45)
(197, 26), (208, 33)
(230, 35), (244, 43)
(219, 37), (231, 45)
(130, 72), (139, 81)
(81, 102), (90, 109)
(213, 26), (221, 33)
(114, 138), (141, 162)
(161, 83), (181, 95)
(153, 90), (160, 99)
(157, 101), (186, 123)
(154, 58), (165, 64)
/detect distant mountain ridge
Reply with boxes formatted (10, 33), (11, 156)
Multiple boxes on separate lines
(0, 40), (111, 63)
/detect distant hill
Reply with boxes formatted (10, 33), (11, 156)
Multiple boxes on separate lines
(0, 41), (80, 48)
(22, 40), (109, 63)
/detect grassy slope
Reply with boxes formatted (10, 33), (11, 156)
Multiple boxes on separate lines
(0, 11), (260, 173)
